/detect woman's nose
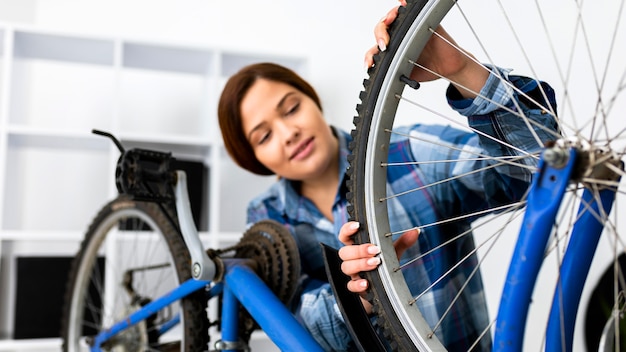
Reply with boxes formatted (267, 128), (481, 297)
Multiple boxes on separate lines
(278, 122), (300, 145)
(286, 129), (300, 145)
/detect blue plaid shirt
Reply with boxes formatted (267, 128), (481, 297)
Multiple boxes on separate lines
(246, 67), (559, 351)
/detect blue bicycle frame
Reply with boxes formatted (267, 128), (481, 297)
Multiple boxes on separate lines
(89, 258), (323, 352)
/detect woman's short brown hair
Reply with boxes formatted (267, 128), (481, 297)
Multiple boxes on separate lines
(218, 62), (322, 175)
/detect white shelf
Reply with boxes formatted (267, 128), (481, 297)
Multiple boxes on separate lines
(13, 31), (114, 65)
(0, 230), (85, 242)
(0, 22), (306, 348)
(0, 338), (62, 352)
(123, 41), (214, 75)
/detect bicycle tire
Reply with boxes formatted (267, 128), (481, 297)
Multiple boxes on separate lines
(347, 0), (625, 350)
(61, 196), (209, 352)
(349, 2), (459, 350)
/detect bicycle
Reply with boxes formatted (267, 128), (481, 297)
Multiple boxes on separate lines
(60, 130), (325, 351)
(60, 0), (625, 351)
(344, 0), (626, 351)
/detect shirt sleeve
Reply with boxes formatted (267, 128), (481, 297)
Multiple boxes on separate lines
(447, 65), (515, 116)
(447, 66), (559, 161)
(432, 65), (560, 215)
(461, 66), (559, 176)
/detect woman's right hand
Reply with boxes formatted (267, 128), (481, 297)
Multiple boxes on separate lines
(364, 0), (407, 69)
(365, 1), (488, 98)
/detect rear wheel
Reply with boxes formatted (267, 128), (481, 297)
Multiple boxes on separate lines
(61, 196), (209, 351)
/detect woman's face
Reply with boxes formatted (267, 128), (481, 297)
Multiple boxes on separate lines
(240, 78), (338, 181)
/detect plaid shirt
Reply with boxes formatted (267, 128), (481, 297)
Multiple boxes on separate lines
(246, 67), (559, 351)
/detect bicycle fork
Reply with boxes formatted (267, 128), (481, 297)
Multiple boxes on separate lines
(494, 144), (622, 352)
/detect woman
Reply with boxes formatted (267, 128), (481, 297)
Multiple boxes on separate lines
(218, 23), (558, 352)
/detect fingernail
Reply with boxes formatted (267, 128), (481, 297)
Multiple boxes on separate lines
(350, 222), (360, 230)
(378, 39), (387, 52)
(359, 280), (368, 288)
(367, 257), (381, 266)
(367, 245), (381, 255)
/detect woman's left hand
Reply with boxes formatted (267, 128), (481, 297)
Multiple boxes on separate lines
(338, 221), (419, 313)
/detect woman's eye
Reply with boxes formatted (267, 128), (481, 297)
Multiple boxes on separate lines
(285, 102), (300, 116)
(257, 131), (271, 145)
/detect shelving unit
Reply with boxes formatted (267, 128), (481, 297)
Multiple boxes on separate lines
(0, 23), (306, 350)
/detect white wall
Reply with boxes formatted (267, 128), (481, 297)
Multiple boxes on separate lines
(0, 0), (395, 133)
(0, 0), (395, 348)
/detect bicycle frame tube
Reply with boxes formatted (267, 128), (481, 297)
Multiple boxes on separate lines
(88, 259), (322, 352)
(223, 261), (325, 352)
(546, 184), (618, 352)
(219, 286), (240, 352)
(158, 286), (224, 337)
(494, 148), (577, 351)
(90, 278), (209, 351)
(158, 313), (180, 336)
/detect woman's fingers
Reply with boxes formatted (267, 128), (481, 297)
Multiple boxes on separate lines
(365, 4), (403, 68)
(338, 223), (419, 301)
(338, 241), (379, 259)
(340, 252), (381, 276)
(393, 228), (420, 258)
(340, 228), (418, 262)
(347, 277), (369, 293)
(338, 221), (360, 245)
(364, 45), (379, 69)
(338, 228), (419, 277)
(374, 12), (393, 51)
(339, 243), (380, 271)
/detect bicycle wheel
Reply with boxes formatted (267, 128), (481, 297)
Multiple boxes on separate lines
(61, 196), (209, 352)
(348, 0), (625, 350)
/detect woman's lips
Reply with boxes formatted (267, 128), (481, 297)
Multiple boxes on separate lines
(290, 137), (314, 161)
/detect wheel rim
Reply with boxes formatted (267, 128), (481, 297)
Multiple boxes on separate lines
(65, 208), (185, 351)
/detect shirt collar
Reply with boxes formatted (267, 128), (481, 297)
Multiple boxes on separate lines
(279, 126), (351, 221)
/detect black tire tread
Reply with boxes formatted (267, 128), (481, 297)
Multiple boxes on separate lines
(346, 0), (432, 351)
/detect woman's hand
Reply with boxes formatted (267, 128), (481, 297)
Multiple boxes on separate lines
(337, 221), (419, 313)
(364, 1), (488, 98)
(364, 1), (406, 69)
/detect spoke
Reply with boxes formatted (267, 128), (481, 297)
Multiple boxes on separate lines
(473, 318), (498, 351)
(383, 155), (522, 167)
(408, 202), (525, 310)
(388, 127), (539, 169)
(602, 75), (626, 144)
(454, 2), (575, 136)
(493, 0), (561, 133)
(381, 156), (532, 203)
(400, 200), (526, 268)
(397, 84), (560, 155)
(386, 201), (524, 238)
